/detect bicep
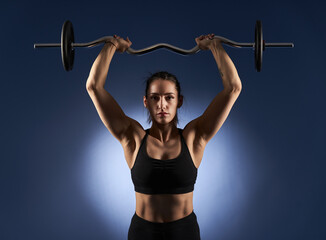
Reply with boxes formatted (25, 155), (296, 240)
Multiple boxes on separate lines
(87, 87), (131, 142)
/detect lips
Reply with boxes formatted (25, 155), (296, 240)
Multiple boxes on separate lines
(157, 112), (168, 116)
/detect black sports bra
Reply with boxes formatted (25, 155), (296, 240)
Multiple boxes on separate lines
(131, 128), (198, 194)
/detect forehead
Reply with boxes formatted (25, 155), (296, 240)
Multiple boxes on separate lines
(148, 79), (177, 94)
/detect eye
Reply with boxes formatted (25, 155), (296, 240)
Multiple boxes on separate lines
(166, 96), (174, 100)
(150, 96), (159, 100)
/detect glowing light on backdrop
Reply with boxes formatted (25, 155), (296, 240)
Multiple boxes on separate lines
(81, 124), (135, 233)
(80, 107), (260, 238)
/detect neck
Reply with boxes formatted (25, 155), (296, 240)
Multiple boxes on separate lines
(149, 123), (178, 143)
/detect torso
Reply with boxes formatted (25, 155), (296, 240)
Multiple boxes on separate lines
(122, 124), (206, 223)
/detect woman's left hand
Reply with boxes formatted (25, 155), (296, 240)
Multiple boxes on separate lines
(195, 34), (221, 50)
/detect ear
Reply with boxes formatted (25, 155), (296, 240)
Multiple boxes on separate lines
(177, 95), (183, 108)
(143, 96), (148, 108)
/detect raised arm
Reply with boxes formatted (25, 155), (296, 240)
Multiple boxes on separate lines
(86, 36), (136, 143)
(193, 34), (242, 143)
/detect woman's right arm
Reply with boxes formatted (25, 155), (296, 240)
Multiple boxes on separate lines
(86, 38), (136, 144)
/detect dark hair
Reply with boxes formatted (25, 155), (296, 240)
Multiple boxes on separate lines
(144, 71), (182, 125)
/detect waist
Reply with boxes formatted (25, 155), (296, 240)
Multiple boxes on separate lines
(134, 184), (194, 194)
(135, 191), (194, 223)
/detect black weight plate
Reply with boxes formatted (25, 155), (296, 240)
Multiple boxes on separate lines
(255, 20), (263, 72)
(61, 20), (75, 71)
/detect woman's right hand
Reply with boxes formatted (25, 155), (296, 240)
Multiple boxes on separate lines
(106, 35), (132, 53)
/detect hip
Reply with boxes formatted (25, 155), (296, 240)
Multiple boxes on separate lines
(128, 210), (201, 240)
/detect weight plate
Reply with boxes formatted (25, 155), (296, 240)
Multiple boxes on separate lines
(255, 20), (263, 72)
(61, 20), (75, 71)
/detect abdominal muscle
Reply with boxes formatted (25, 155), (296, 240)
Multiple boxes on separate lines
(135, 191), (194, 223)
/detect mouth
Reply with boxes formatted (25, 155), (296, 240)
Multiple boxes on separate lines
(157, 112), (168, 116)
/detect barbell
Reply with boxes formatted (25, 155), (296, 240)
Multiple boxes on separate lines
(34, 20), (294, 72)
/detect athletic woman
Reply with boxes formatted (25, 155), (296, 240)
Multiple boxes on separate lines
(86, 33), (242, 240)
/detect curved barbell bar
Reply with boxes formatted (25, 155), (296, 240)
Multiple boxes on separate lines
(35, 36), (294, 55)
(34, 20), (294, 71)
(35, 36), (294, 53)
(73, 36), (256, 55)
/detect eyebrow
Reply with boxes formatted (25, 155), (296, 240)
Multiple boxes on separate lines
(149, 92), (175, 95)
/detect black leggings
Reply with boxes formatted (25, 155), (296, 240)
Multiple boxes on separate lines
(128, 211), (201, 240)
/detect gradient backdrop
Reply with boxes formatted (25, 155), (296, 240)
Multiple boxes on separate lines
(1, 0), (325, 239)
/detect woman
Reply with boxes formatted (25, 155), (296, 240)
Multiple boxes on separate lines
(86, 33), (242, 240)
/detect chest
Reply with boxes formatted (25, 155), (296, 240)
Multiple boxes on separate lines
(146, 136), (181, 160)
(131, 134), (198, 194)
(125, 131), (204, 170)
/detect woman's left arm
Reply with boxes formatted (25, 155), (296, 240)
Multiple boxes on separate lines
(195, 35), (242, 143)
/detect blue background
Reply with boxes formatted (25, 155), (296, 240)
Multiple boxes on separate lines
(1, 0), (325, 239)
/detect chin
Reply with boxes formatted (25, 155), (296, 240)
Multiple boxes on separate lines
(154, 117), (170, 123)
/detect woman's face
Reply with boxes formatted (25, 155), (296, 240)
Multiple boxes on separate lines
(144, 79), (183, 125)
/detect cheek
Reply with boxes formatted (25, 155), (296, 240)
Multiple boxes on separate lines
(172, 101), (179, 108)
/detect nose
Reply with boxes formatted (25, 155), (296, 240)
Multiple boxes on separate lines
(158, 97), (167, 110)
